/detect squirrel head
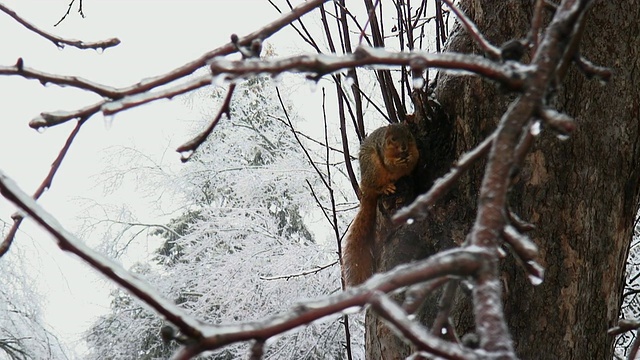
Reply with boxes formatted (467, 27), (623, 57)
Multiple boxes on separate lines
(384, 124), (417, 165)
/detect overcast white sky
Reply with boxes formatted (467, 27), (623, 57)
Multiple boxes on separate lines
(0, 0), (319, 356)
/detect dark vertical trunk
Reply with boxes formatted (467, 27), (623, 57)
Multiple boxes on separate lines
(366, 1), (640, 359)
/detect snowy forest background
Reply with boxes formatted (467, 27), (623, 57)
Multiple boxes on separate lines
(1, 0), (639, 359)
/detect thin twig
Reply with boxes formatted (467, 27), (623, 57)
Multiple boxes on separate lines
(403, 276), (450, 314)
(439, 0), (501, 59)
(0, 119), (86, 257)
(0, 3), (118, 50)
(0, 170), (204, 338)
(430, 280), (460, 342)
(176, 84), (236, 162)
(259, 261), (338, 281)
(574, 55), (612, 82)
(275, 87), (330, 190)
(393, 131), (497, 224)
(54, 0), (85, 26)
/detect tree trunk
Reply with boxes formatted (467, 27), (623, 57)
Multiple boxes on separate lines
(366, 1), (640, 359)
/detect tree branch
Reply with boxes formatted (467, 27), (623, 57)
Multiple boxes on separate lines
(393, 130), (497, 224)
(170, 247), (484, 358)
(175, 84), (235, 162)
(0, 3), (118, 50)
(209, 46), (527, 90)
(369, 291), (475, 360)
(0, 170), (204, 339)
(439, 0), (501, 60)
(0, 119), (86, 256)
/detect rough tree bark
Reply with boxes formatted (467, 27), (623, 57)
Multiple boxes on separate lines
(367, 1), (640, 359)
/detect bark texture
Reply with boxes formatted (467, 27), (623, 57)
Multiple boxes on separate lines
(366, 0), (640, 359)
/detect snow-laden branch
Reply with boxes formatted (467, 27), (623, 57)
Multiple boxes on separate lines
(209, 45), (527, 90)
(0, 3), (119, 50)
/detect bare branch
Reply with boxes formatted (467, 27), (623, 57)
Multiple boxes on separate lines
(54, 0), (85, 26)
(439, 0), (501, 60)
(0, 3), (118, 50)
(175, 84), (236, 162)
(1, 119), (86, 257)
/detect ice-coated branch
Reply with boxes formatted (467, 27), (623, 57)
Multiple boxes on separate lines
(430, 280), (460, 342)
(0, 61), (121, 98)
(0, 119), (86, 257)
(175, 84), (236, 162)
(464, 0), (596, 354)
(370, 291), (475, 360)
(13, 0), (332, 130)
(574, 55), (612, 82)
(0, 170), (204, 339)
(209, 46), (526, 90)
(170, 247), (484, 359)
(403, 277), (450, 314)
(101, 75), (213, 116)
(29, 102), (102, 131)
(393, 131), (497, 224)
(0, 3), (119, 50)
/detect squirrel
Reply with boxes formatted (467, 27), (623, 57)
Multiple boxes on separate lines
(342, 123), (419, 286)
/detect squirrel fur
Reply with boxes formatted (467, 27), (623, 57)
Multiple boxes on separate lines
(342, 123), (419, 286)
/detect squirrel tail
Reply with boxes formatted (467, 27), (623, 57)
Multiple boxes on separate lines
(342, 194), (378, 286)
